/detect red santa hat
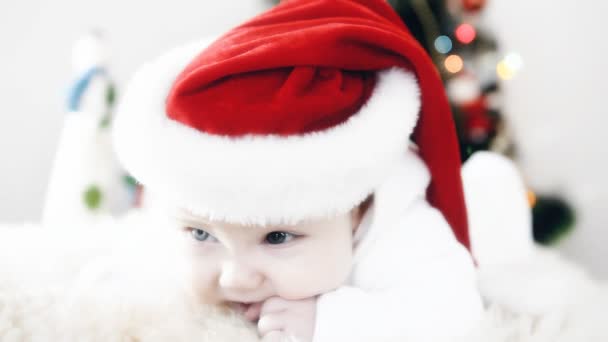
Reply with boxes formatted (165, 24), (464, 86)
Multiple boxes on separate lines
(113, 0), (470, 249)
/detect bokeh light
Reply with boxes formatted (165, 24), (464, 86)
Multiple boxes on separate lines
(445, 55), (464, 73)
(434, 35), (453, 54)
(504, 52), (524, 71)
(528, 190), (537, 207)
(455, 23), (476, 44)
(496, 52), (523, 80)
(496, 61), (514, 79)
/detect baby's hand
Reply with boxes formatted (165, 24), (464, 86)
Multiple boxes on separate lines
(258, 296), (317, 342)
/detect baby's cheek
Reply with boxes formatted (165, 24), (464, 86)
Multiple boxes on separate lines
(190, 259), (221, 304)
(270, 247), (353, 299)
(312, 232), (355, 288)
(315, 244), (354, 289)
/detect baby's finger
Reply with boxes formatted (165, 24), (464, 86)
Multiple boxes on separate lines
(258, 313), (284, 336)
(260, 296), (288, 315)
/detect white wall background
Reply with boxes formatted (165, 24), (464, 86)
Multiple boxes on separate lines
(1, 1), (607, 277)
(0, 0), (268, 222)
(482, 0), (608, 279)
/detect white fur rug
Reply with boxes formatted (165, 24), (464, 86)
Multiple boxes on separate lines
(1, 211), (606, 342)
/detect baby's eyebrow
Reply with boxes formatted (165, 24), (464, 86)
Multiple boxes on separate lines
(175, 217), (208, 228)
(174, 207), (207, 220)
(170, 210), (213, 227)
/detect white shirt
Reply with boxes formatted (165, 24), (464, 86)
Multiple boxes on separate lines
(313, 150), (483, 342)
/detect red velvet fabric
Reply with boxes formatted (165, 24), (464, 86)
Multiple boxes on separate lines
(166, 0), (470, 250)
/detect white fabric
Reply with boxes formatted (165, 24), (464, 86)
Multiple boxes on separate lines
(0, 213), (260, 342)
(1, 212), (608, 341)
(312, 150), (483, 342)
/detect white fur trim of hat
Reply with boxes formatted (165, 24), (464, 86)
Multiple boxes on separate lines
(113, 39), (421, 225)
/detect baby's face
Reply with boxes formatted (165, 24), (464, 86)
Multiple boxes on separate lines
(172, 208), (359, 321)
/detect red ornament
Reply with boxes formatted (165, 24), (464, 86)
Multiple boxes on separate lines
(462, 0), (486, 12)
(460, 96), (495, 142)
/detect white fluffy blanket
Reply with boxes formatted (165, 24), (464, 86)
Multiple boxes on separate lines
(1, 211), (606, 342)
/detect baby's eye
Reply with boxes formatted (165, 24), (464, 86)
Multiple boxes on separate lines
(190, 228), (218, 242)
(265, 231), (296, 245)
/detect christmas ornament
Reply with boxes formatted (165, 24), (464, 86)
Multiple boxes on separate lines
(532, 195), (575, 245)
(461, 0), (486, 12)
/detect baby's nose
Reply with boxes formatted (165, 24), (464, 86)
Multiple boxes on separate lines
(218, 259), (263, 291)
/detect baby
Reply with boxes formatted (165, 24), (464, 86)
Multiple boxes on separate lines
(113, 0), (483, 341)
(171, 202), (364, 340)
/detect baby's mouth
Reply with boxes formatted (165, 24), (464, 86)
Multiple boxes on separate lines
(230, 301), (263, 322)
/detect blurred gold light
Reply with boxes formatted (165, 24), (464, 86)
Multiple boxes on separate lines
(445, 55), (464, 73)
(496, 52), (523, 80)
(528, 190), (537, 207)
(496, 61), (515, 80)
